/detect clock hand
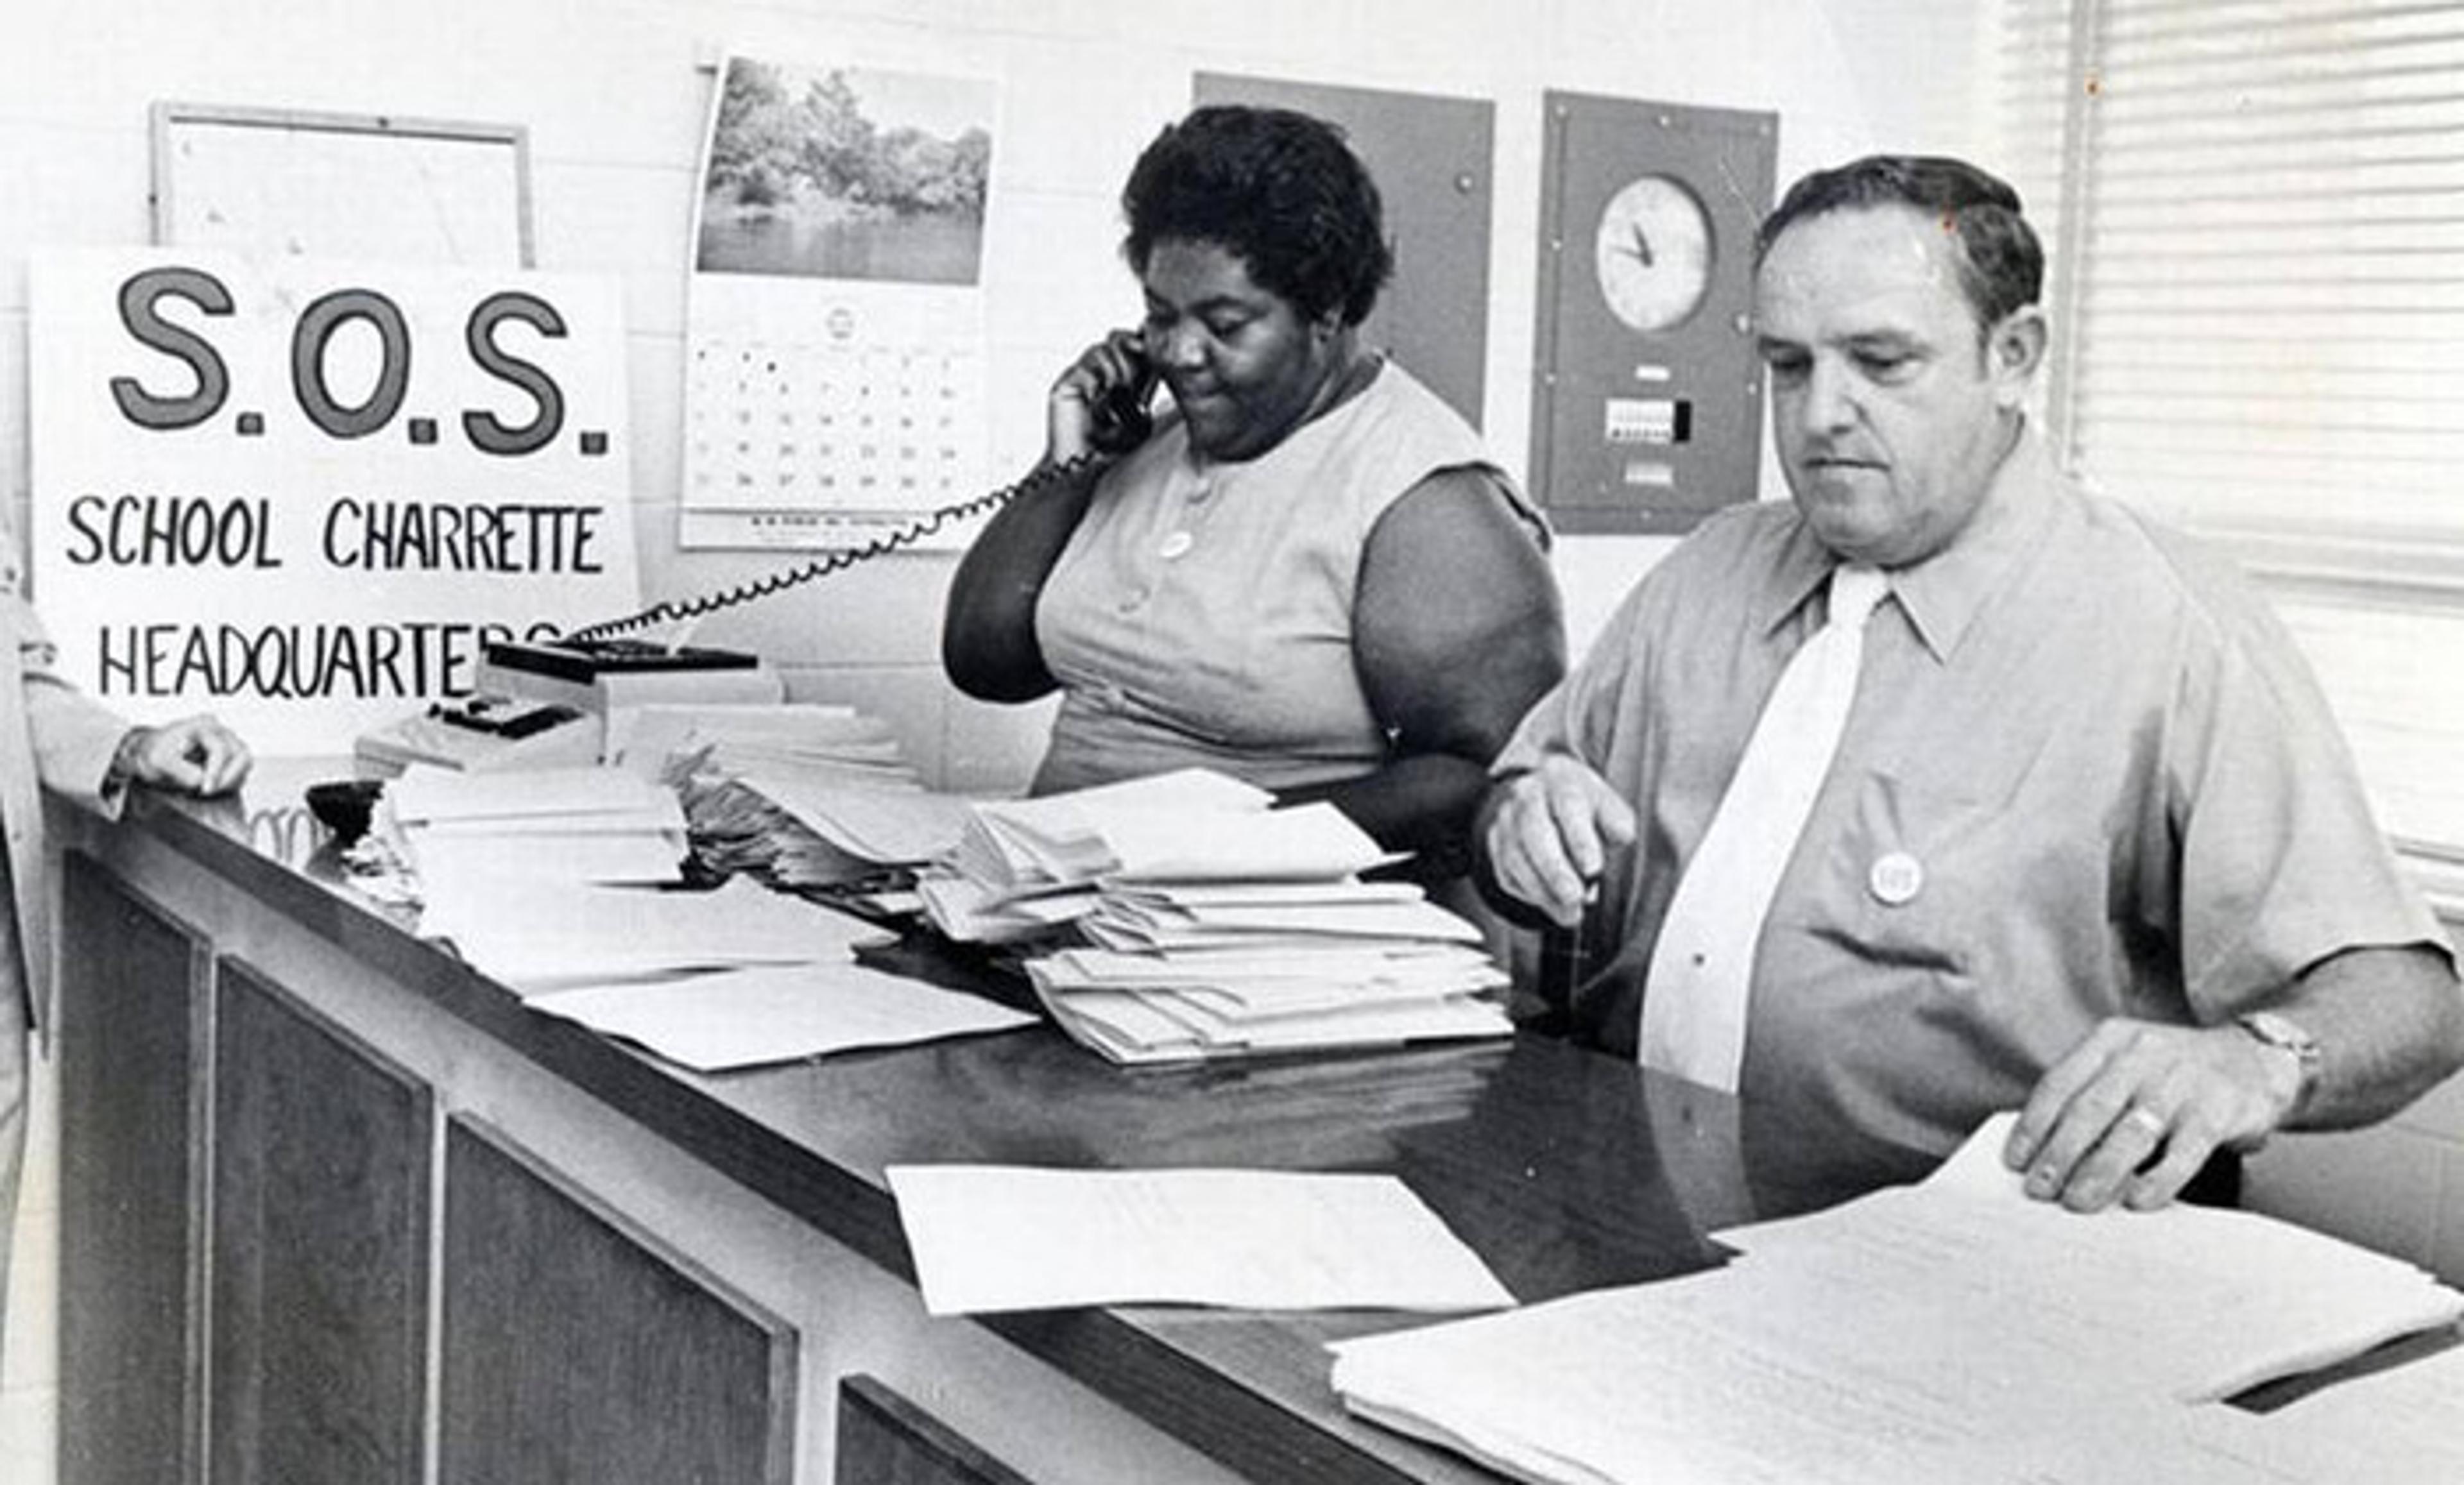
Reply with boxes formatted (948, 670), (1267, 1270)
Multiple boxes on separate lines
(1622, 221), (1655, 267)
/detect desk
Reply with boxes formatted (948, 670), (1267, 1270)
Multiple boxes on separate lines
(53, 759), (1934, 1484)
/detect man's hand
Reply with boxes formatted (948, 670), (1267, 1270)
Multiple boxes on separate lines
(114, 715), (252, 798)
(2003, 1017), (2300, 1212)
(1480, 754), (1639, 928)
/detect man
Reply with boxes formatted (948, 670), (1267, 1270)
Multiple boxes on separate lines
(1480, 155), (2463, 1214)
(0, 563), (249, 1334)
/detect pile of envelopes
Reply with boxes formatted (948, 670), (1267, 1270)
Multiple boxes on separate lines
(916, 770), (1513, 1062)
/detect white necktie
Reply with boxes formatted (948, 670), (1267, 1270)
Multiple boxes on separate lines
(1640, 564), (1890, 1090)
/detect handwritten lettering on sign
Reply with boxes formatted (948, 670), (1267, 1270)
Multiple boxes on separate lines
(30, 249), (642, 754)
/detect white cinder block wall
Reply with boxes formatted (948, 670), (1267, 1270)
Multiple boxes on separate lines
(1, 1), (2458, 1479)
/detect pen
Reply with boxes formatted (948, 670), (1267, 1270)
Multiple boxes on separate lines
(1540, 876), (1597, 1012)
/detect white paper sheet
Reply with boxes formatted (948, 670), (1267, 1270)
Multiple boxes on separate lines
(420, 874), (893, 992)
(884, 1166), (1514, 1316)
(529, 961), (1032, 1071)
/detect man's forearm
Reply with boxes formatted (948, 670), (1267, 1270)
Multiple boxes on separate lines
(2273, 942), (2464, 1129)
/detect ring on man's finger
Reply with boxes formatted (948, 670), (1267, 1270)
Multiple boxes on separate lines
(2119, 1104), (2169, 1140)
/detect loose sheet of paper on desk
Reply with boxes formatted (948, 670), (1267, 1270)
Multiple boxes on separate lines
(419, 871), (893, 994)
(883, 1165), (1512, 1317)
(526, 961), (1032, 1072)
(1327, 1112), (2464, 1485)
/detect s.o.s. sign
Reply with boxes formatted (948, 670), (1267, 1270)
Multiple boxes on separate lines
(29, 247), (642, 754)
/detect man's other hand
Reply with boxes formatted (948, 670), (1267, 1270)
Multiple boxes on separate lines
(2003, 1017), (2298, 1213)
(1480, 754), (1638, 928)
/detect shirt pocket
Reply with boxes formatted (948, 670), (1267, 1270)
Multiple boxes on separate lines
(1804, 768), (2016, 983)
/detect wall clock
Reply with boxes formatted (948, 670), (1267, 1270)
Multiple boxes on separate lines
(1593, 173), (1713, 332)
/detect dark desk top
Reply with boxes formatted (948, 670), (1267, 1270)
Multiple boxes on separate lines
(123, 759), (1941, 1484)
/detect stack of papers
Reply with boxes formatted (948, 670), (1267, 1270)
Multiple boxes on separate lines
(1327, 1114), (2464, 1485)
(1027, 923), (1508, 1065)
(912, 768), (1512, 1060)
(919, 769), (1281, 942)
(388, 764), (688, 887)
(998, 777), (1510, 1062)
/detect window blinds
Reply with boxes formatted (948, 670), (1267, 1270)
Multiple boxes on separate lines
(1998, 1), (2464, 558)
(1999, 1), (2464, 874)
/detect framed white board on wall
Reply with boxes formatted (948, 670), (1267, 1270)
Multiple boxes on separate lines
(150, 102), (533, 268)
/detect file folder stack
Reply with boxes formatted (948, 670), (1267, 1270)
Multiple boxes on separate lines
(911, 769), (1512, 1062)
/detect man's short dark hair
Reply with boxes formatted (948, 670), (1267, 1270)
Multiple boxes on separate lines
(1755, 155), (2044, 333)
(1120, 105), (1394, 328)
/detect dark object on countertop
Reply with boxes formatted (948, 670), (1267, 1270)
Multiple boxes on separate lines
(305, 778), (384, 844)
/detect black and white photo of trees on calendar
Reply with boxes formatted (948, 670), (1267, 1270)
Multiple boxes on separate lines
(680, 55), (1000, 550)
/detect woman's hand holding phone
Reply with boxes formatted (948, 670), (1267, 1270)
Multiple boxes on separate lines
(1048, 329), (1156, 462)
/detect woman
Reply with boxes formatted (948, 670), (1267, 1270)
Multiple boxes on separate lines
(943, 105), (1562, 871)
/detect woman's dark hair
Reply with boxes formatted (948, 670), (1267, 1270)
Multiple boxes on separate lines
(1120, 105), (1394, 327)
(1756, 155), (2044, 335)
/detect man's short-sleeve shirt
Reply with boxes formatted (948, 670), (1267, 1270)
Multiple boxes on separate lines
(1498, 428), (2446, 1157)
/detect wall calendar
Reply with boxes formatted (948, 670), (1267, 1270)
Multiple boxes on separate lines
(681, 55), (998, 550)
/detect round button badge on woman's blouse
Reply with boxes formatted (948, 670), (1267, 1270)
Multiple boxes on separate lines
(1867, 851), (1924, 906)
(1158, 530), (1194, 560)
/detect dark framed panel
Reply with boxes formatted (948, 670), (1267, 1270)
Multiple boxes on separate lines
(210, 963), (432, 1485)
(439, 1115), (796, 1485)
(58, 854), (210, 1485)
(837, 1375), (1038, 1485)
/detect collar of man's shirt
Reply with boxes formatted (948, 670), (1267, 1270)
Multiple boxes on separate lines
(1753, 420), (2066, 665)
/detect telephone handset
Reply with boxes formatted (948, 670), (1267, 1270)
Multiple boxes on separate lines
(1086, 345), (1158, 457)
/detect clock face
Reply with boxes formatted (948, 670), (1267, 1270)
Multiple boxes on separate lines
(1593, 174), (1714, 333)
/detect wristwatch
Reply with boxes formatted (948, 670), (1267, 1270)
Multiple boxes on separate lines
(2235, 1010), (2323, 1125)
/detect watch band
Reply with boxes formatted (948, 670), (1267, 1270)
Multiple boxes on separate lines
(2236, 1010), (2322, 1124)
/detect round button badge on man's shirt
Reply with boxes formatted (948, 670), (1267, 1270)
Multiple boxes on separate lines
(1868, 851), (1924, 906)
